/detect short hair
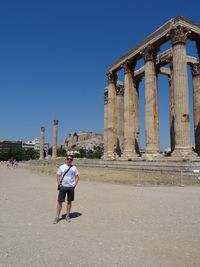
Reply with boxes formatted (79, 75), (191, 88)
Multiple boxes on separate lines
(66, 154), (74, 159)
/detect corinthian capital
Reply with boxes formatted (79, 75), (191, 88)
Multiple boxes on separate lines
(106, 72), (117, 84)
(53, 119), (59, 125)
(143, 45), (157, 62)
(191, 63), (200, 77)
(123, 60), (135, 74)
(170, 26), (189, 46)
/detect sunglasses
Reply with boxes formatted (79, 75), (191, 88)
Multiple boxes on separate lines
(67, 158), (73, 161)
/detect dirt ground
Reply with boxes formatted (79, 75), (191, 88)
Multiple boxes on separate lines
(0, 163), (200, 267)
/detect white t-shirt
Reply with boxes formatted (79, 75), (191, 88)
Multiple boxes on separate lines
(57, 164), (79, 187)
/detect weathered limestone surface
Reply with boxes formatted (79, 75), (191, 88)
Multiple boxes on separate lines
(122, 61), (138, 159)
(52, 119), (58, 159)
(115, 83), (124, 157)
(103, 89), (108, 159)
(39, 127), (45, 160)
(169, 65), (175, 152)
(171, 27), (192, 157)
(191, 63), (200, 155)
(106, 73), (117, 159)
(144, 45), (159, 154)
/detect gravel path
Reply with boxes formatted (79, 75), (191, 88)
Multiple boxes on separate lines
(0, 164), (200, 267)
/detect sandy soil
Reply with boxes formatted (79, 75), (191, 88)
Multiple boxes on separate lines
(0, 163), (200, 267)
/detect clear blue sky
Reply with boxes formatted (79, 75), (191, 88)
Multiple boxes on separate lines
(0, 0), (199, 149)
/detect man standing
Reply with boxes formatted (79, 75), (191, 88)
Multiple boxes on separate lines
(53, 155), (79, 224)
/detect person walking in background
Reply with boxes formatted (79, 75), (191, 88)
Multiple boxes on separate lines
(13, 159), (18, 168)
(53, 155), (79, 224)
(6, 159), (12, 169)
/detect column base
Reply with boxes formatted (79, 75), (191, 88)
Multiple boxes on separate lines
(145, 145), (159, 154)
(120, 150), (141, 161)
(102, 152), (116, 160)
(143, 153), (163, 161)
(171, 147), (197, 160)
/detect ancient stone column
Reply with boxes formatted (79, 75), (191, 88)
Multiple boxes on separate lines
(134, 79), (141, 155)
(102, 88), (108, 159)
(122, 61), (139, 160)
(52, 119), (59, 159)
(40, 127), (45, 160)
(169, 65), (175, 152)
(170, 26), (192, 157)
(144, 45), (159, 154)
(115, 82), (124, 157)
(105, 72), (117, 160)
(191, 63), (200, 155)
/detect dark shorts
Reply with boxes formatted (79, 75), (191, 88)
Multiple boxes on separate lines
(58, 186), (75, 203)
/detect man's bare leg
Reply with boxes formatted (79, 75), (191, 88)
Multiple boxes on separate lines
(66, 201), (72, 222)
(53, 202), (62, 224)
(56, 201), (62, 217)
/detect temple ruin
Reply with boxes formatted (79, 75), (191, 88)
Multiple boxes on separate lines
(103, 16), (200, 160)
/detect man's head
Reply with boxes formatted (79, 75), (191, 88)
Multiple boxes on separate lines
(66, 155), (73, 165)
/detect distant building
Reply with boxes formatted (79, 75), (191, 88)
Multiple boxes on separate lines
(22, 138), (49, 154)
(0, 140), (22, 153)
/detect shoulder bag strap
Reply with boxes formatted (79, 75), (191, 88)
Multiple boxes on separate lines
(59, 165), (73, 185)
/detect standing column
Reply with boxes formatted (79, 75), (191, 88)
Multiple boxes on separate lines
(40, 127), (45, 160)
(170, 26), (192, 157)
(169, 64), (175, 152)
(52, 119), (59, 159)
(102, 88), (108, 159)
(116, 83), (124, 157)
(106, 72), (117, 160)
(144, 45), (159, 154)
(134, 79), (141, 155)
(191, 63), (200, 155)
(122, 60), (138, 160)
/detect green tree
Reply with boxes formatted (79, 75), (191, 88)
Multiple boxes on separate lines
(57, 147), (66, 157)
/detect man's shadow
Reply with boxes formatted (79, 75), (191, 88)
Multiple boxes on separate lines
(60, 212), (82, 221)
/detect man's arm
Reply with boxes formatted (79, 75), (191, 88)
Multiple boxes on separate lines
(56, 174), (61, 186)
(74, 175), (79, 188)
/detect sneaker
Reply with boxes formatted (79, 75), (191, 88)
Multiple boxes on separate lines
(65, 215), (71, 222)
(53, 217), (59, 224)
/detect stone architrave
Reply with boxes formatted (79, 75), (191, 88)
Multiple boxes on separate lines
(40, 127), (45, 160)
(170, 26), (192, 157)
(115, 83), (124, 157)
(144, 45), (159, 154)
(191, 63), (200, 155)
(122, 60), (138, 159)
(105, 72), (117, 160)
(52, 119), (59, 159)
(102, 88), (108, 159)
